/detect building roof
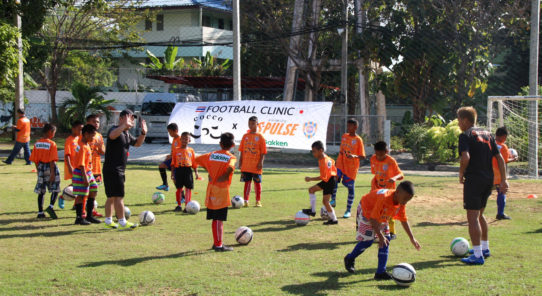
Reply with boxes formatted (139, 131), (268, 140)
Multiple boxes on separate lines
(138, 0), (232, 12)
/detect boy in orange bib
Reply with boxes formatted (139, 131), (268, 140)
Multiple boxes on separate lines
(239, 116), (267, 207)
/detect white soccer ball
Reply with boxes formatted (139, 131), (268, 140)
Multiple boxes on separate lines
(115, 206), (131, 220)
(152, 192), (165, 204)
(139, 210), (155, 226)
(392, 263), (416, 287)
(231, 195), (244, 209)
(450, 237), (470, 256)
(185, 200), (201, 214)
(235, 226), (254, 245)
(295, 211), (310, 226)
(509, 148), (518, 158)
(62, 186), (75, 201)
(320, 206), (329, 220)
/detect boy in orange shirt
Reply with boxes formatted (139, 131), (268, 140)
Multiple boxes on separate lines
(29, 124), (60, 219)
(343, 181), (420, 280)
(195, 133), (236, 252)
(171, 127), (199, 212)
(331, 118), (365, 218)
(4, 109), (31, 165)
(302, 140), (339, 225)
(86, 114), (105, 217)
(72, 124), (100, 225)
(370, 141), (403, 239)
(492, 127), (517, 220)
(239, 116), (267, 207)
(58, 120), (83, 209)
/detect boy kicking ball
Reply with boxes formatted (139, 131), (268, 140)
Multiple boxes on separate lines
(343, 181), (420, 280)
(302, 141), (338, 225)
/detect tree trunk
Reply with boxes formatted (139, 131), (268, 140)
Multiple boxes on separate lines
(347, 73), (357, 115)
(412, 101), (426, 123)
(376, 90), (386, 139)
(48, 86), (58, 124)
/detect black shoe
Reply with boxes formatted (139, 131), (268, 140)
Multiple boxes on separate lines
(302, 209), (316, 217)
(2, 160), (11, 165)
(25, 162), (31, 165)
(323, 219), (338, 225)
(183, 209), (188, 213)
(71, 205), (76, 211)
(86, 216), (102, 224)
(374, 272), (393, 281)
(74, 217), (91, 225)
(390, 233), (397, 240)
(496, 214), (511, 220)
(45, 207), (58, 219)
(344, 255), (355, 273)
(174, 206), (183, 212)
(37, 213), (46, 219)
(214, 245), (233, 252)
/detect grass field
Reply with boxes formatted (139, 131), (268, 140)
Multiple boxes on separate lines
(1, 160), (542, 295)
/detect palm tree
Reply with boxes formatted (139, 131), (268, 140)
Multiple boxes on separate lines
(60, 82), (115, 129)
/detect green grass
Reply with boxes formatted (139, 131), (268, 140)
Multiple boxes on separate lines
(1, 160), (542, 295)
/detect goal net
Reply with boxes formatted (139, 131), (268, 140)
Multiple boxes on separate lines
(487, 96), (541, 178)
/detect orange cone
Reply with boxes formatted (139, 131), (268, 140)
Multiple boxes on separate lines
(527, 194), (538, 199)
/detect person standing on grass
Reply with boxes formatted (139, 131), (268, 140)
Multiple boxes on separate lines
(4, 109), (31, 165)
(58, 120), (83, 209)
(492, 127), (517, 220)
(171, 130), (199, 212)
(86, 114), (105, 218)
(102, 109), (147, 230)
(457, 106), (508, 265)
(239, 116), (267, 207)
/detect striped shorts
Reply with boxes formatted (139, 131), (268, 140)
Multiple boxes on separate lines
(355, 203), (389, 242)
(72, 168), (98, 196)
(34, 163), (61, 194)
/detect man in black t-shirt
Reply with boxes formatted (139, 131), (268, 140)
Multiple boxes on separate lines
(457, 106), (508, 265)
(103, 109), (147, 230)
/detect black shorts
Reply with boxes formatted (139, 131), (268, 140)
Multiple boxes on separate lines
(174, 167), (194, 189)
(206, 207), (228, 221)
(240, 172), (262, 183)
(317, 177), (337, 195)
(103, 170), (125, 198)
(463, 176), (493, 210)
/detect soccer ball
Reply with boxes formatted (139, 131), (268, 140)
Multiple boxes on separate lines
(235, 226), (254, 245)
(152, 192), (165, 204)
(61, 186), (75, 201)
(115, 206), (131, 220)
(392, 263), (416, 287)
(320, 206), (329, 220)
(185, 200), (201, 214)
(139, 210), (155, 226)
(509, 148), (518, 159)
(450, 237), (470, 256)
(231, 195), (244, 209)
(295, 211), (310, 226)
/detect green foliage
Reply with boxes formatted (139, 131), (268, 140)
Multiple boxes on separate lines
(0, 22), (26, 90)
(59, 82), (114, 130)
(141, 48), (232, 77)
(59, 51), (117, 90)
(406, 116), (461, 163)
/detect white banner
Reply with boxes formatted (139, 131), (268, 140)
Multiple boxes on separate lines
(168, 100), (333, 150)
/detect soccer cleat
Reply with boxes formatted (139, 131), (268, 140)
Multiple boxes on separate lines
(302, 209), (316, 217)
(214, 245), (233, 252)
(183, 209), (188, 213)
(2, 160), (10, 165)
(244, 201), (249, 208)
(323, 219), (338, 225)
(330, 199), (336, 207)
(496, 214), (511, 220)
(468, 249), (491, 258)
(118, 221), (138, 231)
(37, 213), (46, 219)
(461, 254), (485, 265)
(104, 221), (119, 229)
(374, 272), (393, 280)
(92, 210), (103, 218)
(344, 255), (355, 273)
(45, 207), (58, 219)
(390, 233), (397, 240)
(74, 217), (91, 225)
(174, 206), (183, 212)
(58, 197), (65, 209)
(255, 201), (262, 207)
(343, 211), (351, 218)
(86, 216), (102, 224)
(156, 184), (169, 191)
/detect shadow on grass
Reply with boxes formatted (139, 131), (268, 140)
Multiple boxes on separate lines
(0, 229), (98, 239)
(78, 250), (204, 268)
(525, 228), (542, 234)
(0, 211), (36, 216)
(246, 219), (300, 233)
(0, 223), (74, 232)
(278, 241), (352, 252)
(416, 221), (467, 227)
(281, 271), (367, 296)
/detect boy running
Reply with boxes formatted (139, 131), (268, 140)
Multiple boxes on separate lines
(195, 133), (236, 252)
(239, 116), (267, 207)
(171, 128), (199, 212)
(302, 141), (339, 225)
(59, 120), (83, 209)
(29, 124), (60, 219)
(343, 181), (420, 280)
(492, 127), (517, 220)
(331, 118), (365, 218)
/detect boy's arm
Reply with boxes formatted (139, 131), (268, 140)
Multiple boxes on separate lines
(459, 151), (470, 184)
(49, 161), (56, 183)
(400, 220), (421, 250)
(369, 218), (389, 248)
(257, 154), (265, 170)
(304, 176), (321, 182)
(495, 153), (509, 194)
(238, 151), (243, 169)
(65, 155), (74, 175)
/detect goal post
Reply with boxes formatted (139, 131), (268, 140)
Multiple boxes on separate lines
(487, 96), (541, 178)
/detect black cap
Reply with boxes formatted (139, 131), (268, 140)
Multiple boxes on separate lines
(119, 109), (133, 117)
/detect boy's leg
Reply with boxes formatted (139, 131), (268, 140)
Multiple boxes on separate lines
(243, 180), (252, 204)
(374, 235), (392, 280)
(254, 175), (262, 207)
(156, 160), (170, 191)
(37, 193), (45, 216)
(342, 176), (355, 217)
(212, 220), (222, 247)
(344, 215), (374, 273)
(322, 194), (337, 223)
(104, 197), (116, 227)
(303, 185), (322, 216)
(86, 191), (101, 223)
(175, 187), (183, 210)
(496, 186), (510, 219)
(330, 170), (343, 206)
(4, 142), (23, 164)
(23, 142), (31, 164)
(74, 195), (90, 225)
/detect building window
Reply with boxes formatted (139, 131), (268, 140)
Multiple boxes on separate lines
(145, 18), (152, 30)
(157, 14), (164, 31)
(218, 18), (224, 29)
(202, 15), (211, 27)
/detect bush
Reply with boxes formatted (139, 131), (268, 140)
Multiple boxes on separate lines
(405, 116), (461, 163)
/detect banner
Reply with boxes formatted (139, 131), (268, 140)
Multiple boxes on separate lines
(168, 100), (333, 150)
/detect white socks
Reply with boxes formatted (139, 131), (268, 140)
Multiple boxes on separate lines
(105, 217), (113, 225)
(481, 240), (489, 250)
(118, 218), (127, 227)
(309, 193), (316, 213)
(473, 245), (482, 258)
(328, 208), (337, 221)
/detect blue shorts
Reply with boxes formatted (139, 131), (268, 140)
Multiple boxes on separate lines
(163, 158), (172, 171)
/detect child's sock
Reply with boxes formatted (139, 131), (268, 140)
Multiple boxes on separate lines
(376, 237), (390, 274)
(243, 181), (252, 201)
(497, 189), (506, 216)
(37, 193), (44, 213)
(328, 208), (337, 221)
(185, 188), (192, 204)
(176, 189), (182, 206)
(345, 181), (355, 212)
(212, 220), (223, 247)
(331, 182), (338, 202)
(159, 168), (168, 186)
(254, 182), (262, 202)
(348, 240), (373, 259)
(105, 217), (113, 225)
(74, 203), (83, 218)
(309, 193), (316, 213)
(118, 218), (127, 227)
(49, 192), (58, 207)
(86, 198), (95, 217)
(481, 240), (489, 251)
(473, 245), (482, 258)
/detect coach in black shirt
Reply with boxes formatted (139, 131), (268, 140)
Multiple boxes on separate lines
(103, 109), (147, 230)
(457, 106), (508, 265)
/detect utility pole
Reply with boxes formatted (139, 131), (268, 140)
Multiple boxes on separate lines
(283, 0), (305, 101)
(14, 0), (24, 126)
(232, 0), (241, 101)
(528, 0), (540, 178)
